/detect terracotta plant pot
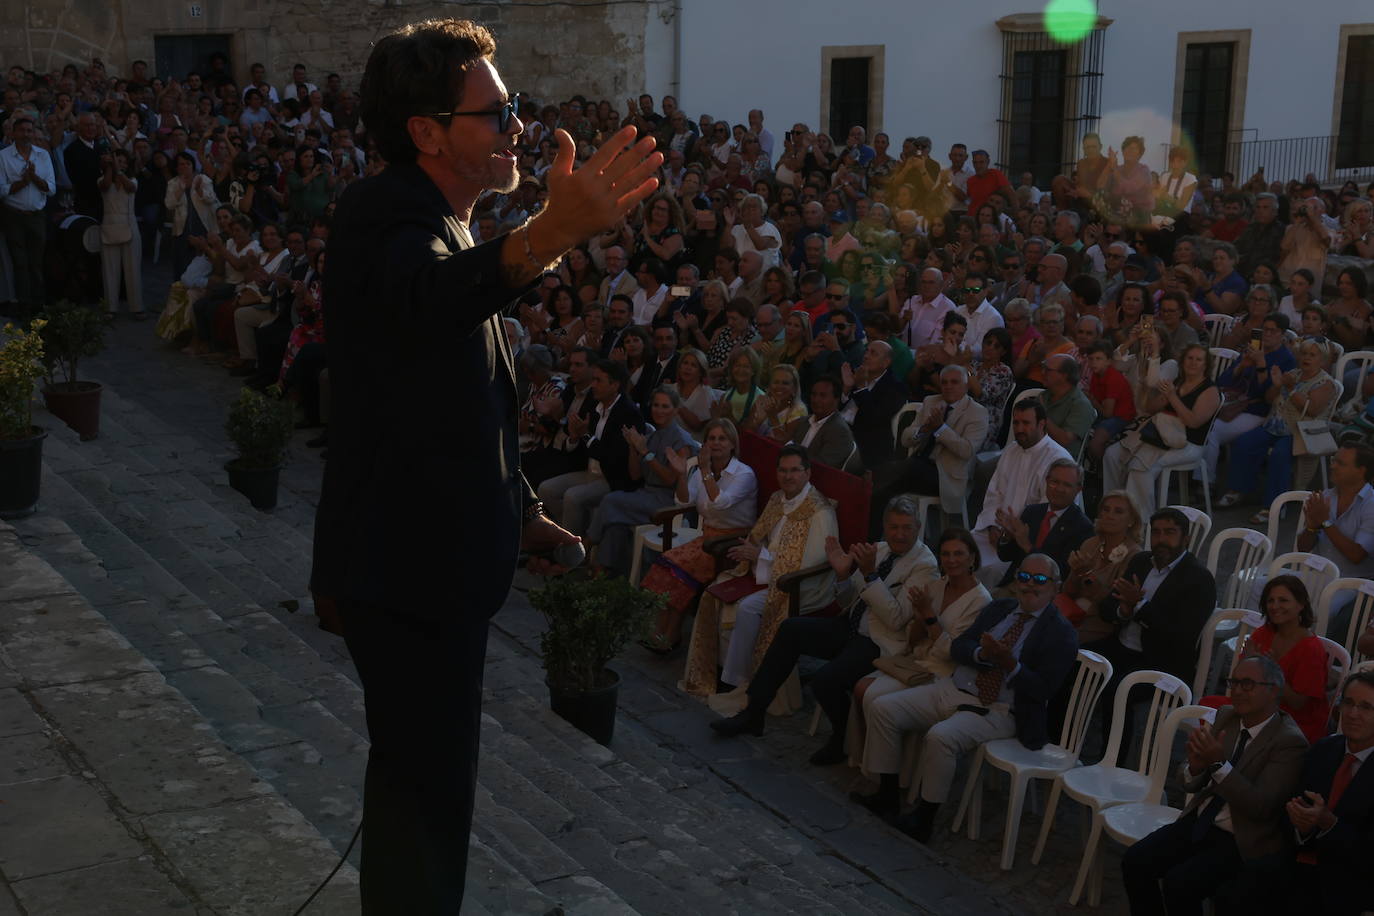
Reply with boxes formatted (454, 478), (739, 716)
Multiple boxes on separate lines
(43, 381), (103, 441)
(0, 427), (46, 518)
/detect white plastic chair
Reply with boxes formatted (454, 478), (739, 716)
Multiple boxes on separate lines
(1318, 637), (1351, 709)
(1208, 346), (1239, 382)
(1078, 704), (1216, 907)
(1206, 528), (1274, 612)
(1035, 671), (1191, 905)
(891, 402), (923, 458)
(1155, 394), (1226, 517)
(1202, 314), (1236, 344)
(1014, 387), (1045, 409)
(1193, 608), (1265, 698)
(1265, 490), (1312, 554)
(951, 650), (1113, 870)
(1319, 578), (1374, 662)
(1267, 552), (1340, 612)
(629, 510), (700, 585)
(1335, 350), (1374, 403)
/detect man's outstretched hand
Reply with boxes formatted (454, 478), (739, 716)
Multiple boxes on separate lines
(532, 126), (663, 258)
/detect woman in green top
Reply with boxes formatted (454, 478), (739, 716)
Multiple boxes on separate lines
(286, 145), (334, 223)
(712, 347), (765, 425)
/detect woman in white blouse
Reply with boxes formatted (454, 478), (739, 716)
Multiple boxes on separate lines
(640, 418), (758, 652)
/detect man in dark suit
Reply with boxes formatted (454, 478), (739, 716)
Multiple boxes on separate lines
(633, 323), (678, 411)
(599, 294), (633, 358)
(310, 19), (660, 914)
(995, 459), (1093, 588)
(785, 375), (857, 471)
(64, 112), (104, 220)
(1286, 670), (1374, 916)
(1086, 506), (1216, 757)
(1123, 655), (1308, 916)
(840, 338), (908, 471)
(854, 553), (1079, 842)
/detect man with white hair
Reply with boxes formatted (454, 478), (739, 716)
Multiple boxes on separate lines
(841, 339), (908, 470)
(900, 267), (955, 348)
(1030, 252), (1072, 310)
(1091, 241), (1129, 306)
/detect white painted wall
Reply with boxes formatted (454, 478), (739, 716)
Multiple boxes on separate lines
(676, 0), (1371, 175)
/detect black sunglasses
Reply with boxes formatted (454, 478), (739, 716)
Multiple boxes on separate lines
(826, 293), (847, 301)
(428, 95), (520, 132)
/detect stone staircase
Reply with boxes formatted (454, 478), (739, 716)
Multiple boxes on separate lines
(5, 336), (1023, 914)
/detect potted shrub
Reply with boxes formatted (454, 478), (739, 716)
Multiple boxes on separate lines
(38, 299), (109, 441)
(529, 573), (663, 745)
(0, 319), (49, 518)
(224, 386), (293, 509)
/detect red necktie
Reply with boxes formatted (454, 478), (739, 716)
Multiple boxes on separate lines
(1329, 753), (1358, 810)
(1035, 510), (1057, 548)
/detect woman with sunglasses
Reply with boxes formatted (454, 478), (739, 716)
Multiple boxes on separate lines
(1198, 575), (1331, 743)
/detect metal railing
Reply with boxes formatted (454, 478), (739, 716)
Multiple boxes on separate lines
(1225, 135), (1374, 187)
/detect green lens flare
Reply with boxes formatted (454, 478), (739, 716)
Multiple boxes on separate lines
(1044, 0), (1096, 43)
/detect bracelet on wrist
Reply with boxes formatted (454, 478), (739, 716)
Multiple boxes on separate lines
(522, 500), (546, 524)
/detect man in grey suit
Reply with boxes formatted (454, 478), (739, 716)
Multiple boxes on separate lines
(1122, 655), (1308, 915)
(870, 364), (987, 537)
(785, 375), (857, 471)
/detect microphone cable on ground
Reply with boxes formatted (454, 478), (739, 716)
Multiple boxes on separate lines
(292, 819), (362, 915)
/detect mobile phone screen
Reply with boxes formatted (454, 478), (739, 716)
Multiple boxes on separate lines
(1250, 328), (1263, 351)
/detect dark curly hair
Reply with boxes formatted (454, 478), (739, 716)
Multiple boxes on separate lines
(1260, 574), (1315, 629)
(359, 19), (496, 165)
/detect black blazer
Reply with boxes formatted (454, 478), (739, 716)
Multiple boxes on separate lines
(997, 503), (1094, 587)
(64, 139), (103, 220)
(848, 370), (908, 470)
(950, 598), (1080, 750)
(634, 353), (678, 412)
(584, 396), (646, 492)
(1098, 550), (1216, 683)
(1294, 735), (1374, 915)
(312, 162), (537, 618)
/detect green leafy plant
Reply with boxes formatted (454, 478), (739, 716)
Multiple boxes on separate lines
(37, 300), (109, 388)
(530, 573), (663, 693)
(225, 386), (294, 469)
(0, 319), (47, 440)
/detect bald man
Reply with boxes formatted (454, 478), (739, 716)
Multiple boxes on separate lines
(900, 267), (955, 348)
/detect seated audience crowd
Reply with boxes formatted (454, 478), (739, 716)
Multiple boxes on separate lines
(5, 58), (1374, 912)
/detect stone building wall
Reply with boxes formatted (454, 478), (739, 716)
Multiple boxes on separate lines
(0, 0), (661, 107)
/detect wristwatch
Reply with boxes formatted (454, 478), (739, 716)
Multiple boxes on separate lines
(1320, 519), (1333, 531)
(642, 451), (656, 465)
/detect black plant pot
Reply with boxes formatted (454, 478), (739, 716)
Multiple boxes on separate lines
(547, 668), (621, 746)
(0, 426), (46, 519)
(225, 460), (281, 510)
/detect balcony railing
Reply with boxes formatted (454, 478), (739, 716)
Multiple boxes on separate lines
(1225, 135), (1374, 187)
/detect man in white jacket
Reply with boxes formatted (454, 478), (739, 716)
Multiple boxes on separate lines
(710, 494), (938, 764)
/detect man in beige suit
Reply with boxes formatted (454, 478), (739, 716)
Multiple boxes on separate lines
(870, 364), (987, 538)
(597, 245), (638, 308)
(1122, 655), (1308, 915)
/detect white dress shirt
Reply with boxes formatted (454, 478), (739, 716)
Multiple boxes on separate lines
(687, 457), (758, 530)
(973, 433), (1074, 533)
(901, 293), (956, 348)
(955, 299), (1005, 358)
(0, 144), (56, 212)
(800, 411), (833, 448)
(631, 284), (668, 326)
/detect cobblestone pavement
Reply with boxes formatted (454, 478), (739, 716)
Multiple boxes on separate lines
(0, 252), (1283, 915)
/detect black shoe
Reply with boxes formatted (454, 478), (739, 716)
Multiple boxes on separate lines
(709, 708), (764, 738)
(808, 742), (846, 766)
(849, 789), (897, 818)
(893, 800), (940, 844)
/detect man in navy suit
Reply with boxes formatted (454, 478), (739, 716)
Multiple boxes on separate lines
(1286, 670), (1374, 916)
(310, 19), (660, 913)
(995, 458), (1094, 588)
(853, 553), (1079, 842)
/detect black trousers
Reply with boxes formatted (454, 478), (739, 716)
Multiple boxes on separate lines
(338, 598), (492, 915)
(1121, 813), (1242, 916)
(746, 615), (878, 738)
(287, 342), (329, 425)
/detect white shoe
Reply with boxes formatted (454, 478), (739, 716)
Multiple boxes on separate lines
(1216, 491), (1244, 508)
